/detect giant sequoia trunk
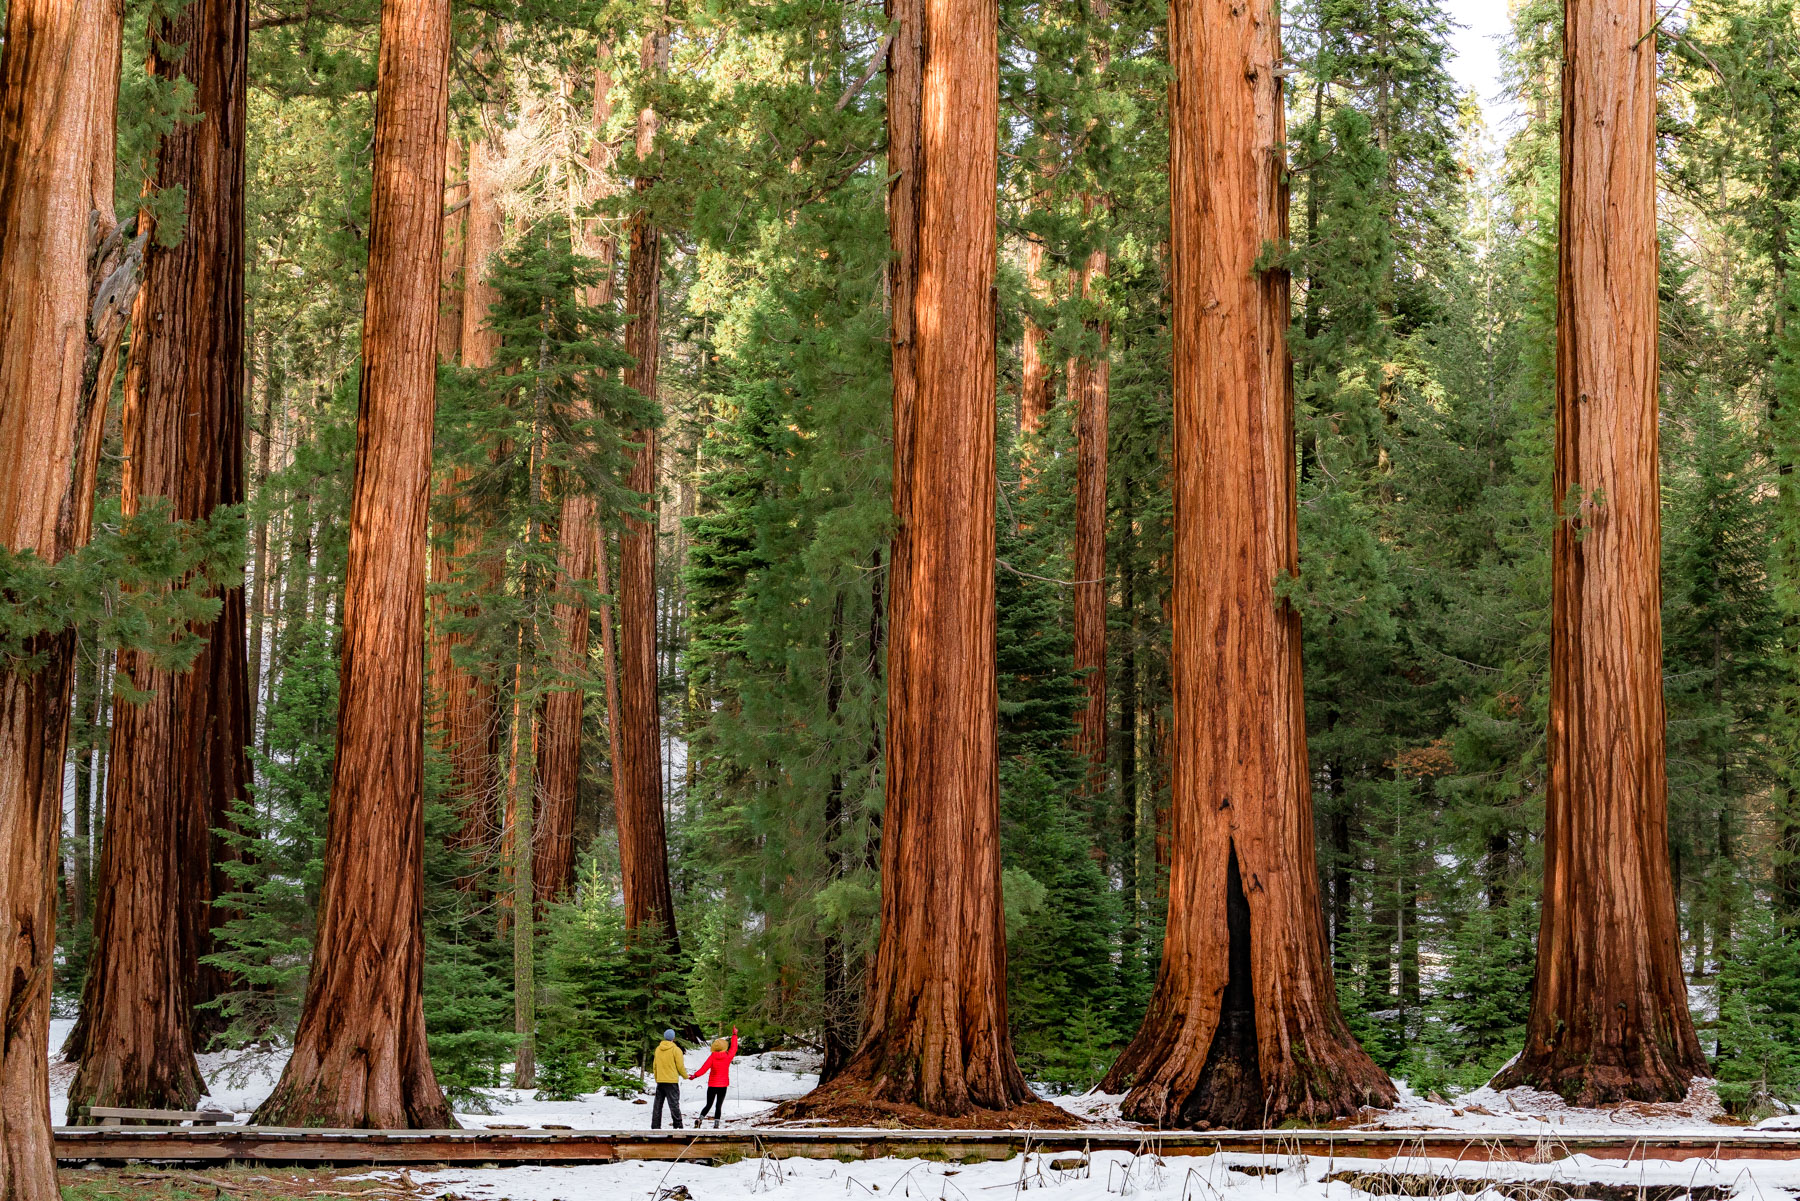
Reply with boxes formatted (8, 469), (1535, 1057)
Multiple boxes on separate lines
(1070, 219), (1108, 790)
(0, 0), (124, 1190)
(432, 123), (506, 888)
(616, 29), (680, 942)
(793, 0), (1033, 1120)
(1491, 0), (1704, 1106)
(1099, 0), (1395, 1129)
(534, 56), (619, 906)
(68, 0), (250, 1116)
(426, 138), (468, 872)
(252, 0), (456, 1128)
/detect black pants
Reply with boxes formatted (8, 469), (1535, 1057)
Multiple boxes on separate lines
(652, 1082), (683, 1129)
(698, 1085), (727, 1121)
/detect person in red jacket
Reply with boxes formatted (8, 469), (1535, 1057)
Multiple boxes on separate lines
(688, 1026), (738, 1127)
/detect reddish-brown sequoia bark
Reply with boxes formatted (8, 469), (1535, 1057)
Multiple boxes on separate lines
(1098, 0), (1395, 1129)
(596, 530), (625, 821)
(1491, 0), (1704, 1106)
(438, 138), (466, 362)
(67, 0), (250, 1116)
(1069, 219), (1108, 789)
(794, 0), (1033, 1119)
(616, 29), (680, 942)
(534, 56), (619, 906)
(252, 0), (456, 1128)
(533, 503), (593, 905)
(1019, 229), (1055, 437)
(0, 0), (124, 1189)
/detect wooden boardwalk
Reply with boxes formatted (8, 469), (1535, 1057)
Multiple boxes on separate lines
(48, 1125), (1800, 1167)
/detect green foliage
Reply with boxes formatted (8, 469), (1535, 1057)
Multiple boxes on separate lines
(204, 618), (337, 1045)
(537, 862), (688, 1101)
(677, 137), (892, 1053)
(433, 212), (647, 710)
(1715, 911), (1800, 1117)
(200, 371), (359, 1048)
(0, 498), (242, 678)
(991, 489), (1129, 1089)
(1403, 898), (1538, 1095)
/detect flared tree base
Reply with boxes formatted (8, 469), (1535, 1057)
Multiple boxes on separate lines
(65, 1053), (203, 1126)
(1491, 1045), (1699, 1108)
(253, 1054), (457, 1130)
(776, 1020), (1058, 1128)
(1103, 850), (1397, 1130)
(253, 1083), (458, 1131)
(1110, 1046), (1395, 1131)
(772, 1077), (1083, 1130)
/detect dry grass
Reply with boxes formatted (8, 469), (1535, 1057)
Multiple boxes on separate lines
(59, 1165), (443, 1200)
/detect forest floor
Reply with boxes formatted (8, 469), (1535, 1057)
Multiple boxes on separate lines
(46, 1020), (1800, 1200)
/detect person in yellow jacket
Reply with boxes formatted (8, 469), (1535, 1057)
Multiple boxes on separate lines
(651, 1029), (685, 1129)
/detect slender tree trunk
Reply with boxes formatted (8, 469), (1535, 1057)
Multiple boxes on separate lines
(1119, 529), (1138, 921)
(1329, 797), (1351, 967)
(1070, 204), (1109, 791)
(248, 328), (277, 724)
(1485, 829), (1510, 910)
(507, 661), (538, 1084)
(0, 0), (125, 1186)
(534, 54), (618, 906)
(794, 0), (1031, 1119)
(68, 639), (99, 933)
(820, 598), (855, 1083)
(252, 0), (456, 1127)
(268, 488), (313, 765)
(1019, 218), (1055, 438)
(597, 527), (625, 818)
(1493, 0), (1704, 1105)
(617, 27), (680, 943)
(71, 0), (251, 1106)
(1099, 0), (1394, 1128)
(1399, 874), (1420, 1008)
(533, 493), (593, 906)
(1368, 850), (1396, 998)
(440, 136), (467, 362)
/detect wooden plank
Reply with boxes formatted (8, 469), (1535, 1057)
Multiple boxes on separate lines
(49, 1126), (1800, 1167)
(84, 1107), (233, 1124)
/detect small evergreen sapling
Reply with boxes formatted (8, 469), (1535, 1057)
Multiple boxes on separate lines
(536, 859), (688, 1101)
(1715, 912), (1800, 1117)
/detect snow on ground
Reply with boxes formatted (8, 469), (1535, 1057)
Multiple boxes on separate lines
(47, 1017), (816, 1128)
(1050, 1076), (1747, 1136)
(390, 1146), (1800, 1201)
(1355, 1076), (1741, 1134)
(43, 1018), (1754, 1138)
(453, 1050), (820, 1130)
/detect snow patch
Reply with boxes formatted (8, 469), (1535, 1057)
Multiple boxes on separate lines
(393, 1145), (1800, 1201)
